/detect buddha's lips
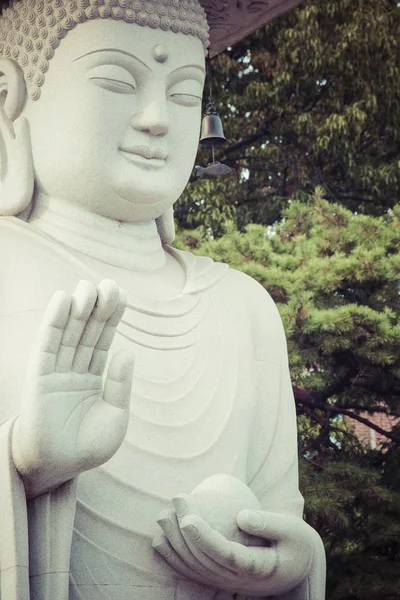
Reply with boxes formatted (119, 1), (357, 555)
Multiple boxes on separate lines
(119, 145), (167, 160)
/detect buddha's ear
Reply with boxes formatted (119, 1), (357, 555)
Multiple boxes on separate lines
(0, 58), (26, 121)
(0, 58), (34, 218)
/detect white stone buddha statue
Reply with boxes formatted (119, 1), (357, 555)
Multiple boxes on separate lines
(0, 1), (325, 599)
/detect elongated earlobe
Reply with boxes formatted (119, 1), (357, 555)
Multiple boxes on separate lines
(0, 58), (34, 217)
(0, 58), (26, 121)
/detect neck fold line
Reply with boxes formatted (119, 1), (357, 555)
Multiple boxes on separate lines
(28, 195), (167, 272)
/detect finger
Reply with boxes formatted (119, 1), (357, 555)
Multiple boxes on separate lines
(33, 291), (72, 375)
(173, 495), (237, 577)
(81, 280), (120, 344)
(157, 510), (198, 567)
(87, 348), (108, 379)
(43, 291), (72, 332)
(179, 515), (248, 577)
(157, 509), (227, 583)
(72, 280), (119, 374)
(93, 288), (127, 351)
(152, 534), (222, 588)
(89, 289), (127, 376)
(60, 281), (97, 345)
(173, 495), (240, 577)
(180, 515), (277, 579)
(56, 281), (97, 373)
(172, 493), (192, 519)
(237, 510), (299, 543)
(103, 350), (134, 410)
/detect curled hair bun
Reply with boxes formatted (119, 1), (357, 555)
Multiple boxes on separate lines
(0, 0), (209, 99)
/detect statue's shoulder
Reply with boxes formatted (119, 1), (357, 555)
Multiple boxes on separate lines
(224, 266), (277, 309)
(172, 244), (278, 315)
(0, 216), (74, 259)
(170, 246), (276, 316)
(1, 216), (57, 259)
(172, 246), (286, 360)
(0, 217), (91, 313)
(216, 264), (287, 363)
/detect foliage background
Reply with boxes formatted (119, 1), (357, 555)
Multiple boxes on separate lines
(175, 1), (400, 598)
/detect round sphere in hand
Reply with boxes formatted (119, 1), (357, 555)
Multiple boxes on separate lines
(189, 474), (265, 547)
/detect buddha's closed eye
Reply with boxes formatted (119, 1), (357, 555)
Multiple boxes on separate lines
(168, 79), (202, 107)
(88, 64), (137, 94)
(89, 77), (136, 94)
(169, 93), (201, 107)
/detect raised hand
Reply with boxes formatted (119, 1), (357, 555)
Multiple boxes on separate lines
(12, 279), (134, 499)
(154, 494), (318, 597)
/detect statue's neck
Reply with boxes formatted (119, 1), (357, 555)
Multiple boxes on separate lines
(28, 194), (167, 272)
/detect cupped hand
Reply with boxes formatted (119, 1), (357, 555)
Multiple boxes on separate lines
(153, 494), (315, 597)
(12, 279), (134, 498)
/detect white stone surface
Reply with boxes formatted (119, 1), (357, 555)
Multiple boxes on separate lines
(0, 8), (325, 600)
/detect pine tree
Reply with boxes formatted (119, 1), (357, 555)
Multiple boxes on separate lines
(175, 192), (400, 599)
(175, 7), (400, 593)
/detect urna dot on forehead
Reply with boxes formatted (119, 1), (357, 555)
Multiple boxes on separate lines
(152, 43), (169, 63)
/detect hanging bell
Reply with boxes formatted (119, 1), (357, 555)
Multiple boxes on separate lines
(199, 100), (226, 147)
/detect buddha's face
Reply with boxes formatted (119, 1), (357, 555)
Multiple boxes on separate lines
(22, 19), (205, 221)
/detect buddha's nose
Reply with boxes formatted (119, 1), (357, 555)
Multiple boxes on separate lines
(130, 99), (169, 137)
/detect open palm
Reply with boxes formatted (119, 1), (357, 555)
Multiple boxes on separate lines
(12, 279), (134, 498)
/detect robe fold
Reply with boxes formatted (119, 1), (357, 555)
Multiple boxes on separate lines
(0, 217), (325, 600)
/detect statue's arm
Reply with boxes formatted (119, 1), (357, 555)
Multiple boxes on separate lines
(1, 279), (134, 598)
(241, 283), (325, 599)
(11, 279), (134, 499)
(243, 284), (326, 599)
(153, 274), (325, 598)
(0, 417), (29, 600)
(0, 417), (80, 600)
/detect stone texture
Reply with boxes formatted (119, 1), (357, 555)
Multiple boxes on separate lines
(0, 7), (324, 600)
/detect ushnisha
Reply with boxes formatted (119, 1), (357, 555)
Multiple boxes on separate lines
(0, 0), (326, 598)
(0, 0), (209, 99)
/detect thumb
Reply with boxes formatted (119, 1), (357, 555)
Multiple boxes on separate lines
(237, 510), (303, 543)
(104, 350), (134, 410)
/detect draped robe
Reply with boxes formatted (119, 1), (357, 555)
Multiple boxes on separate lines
(0, 217), (325, 600)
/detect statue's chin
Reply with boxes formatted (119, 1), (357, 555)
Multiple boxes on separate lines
(111, 172), (187, 220)
(109, 186), (176, 223)
(31, 165), (188, 222)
